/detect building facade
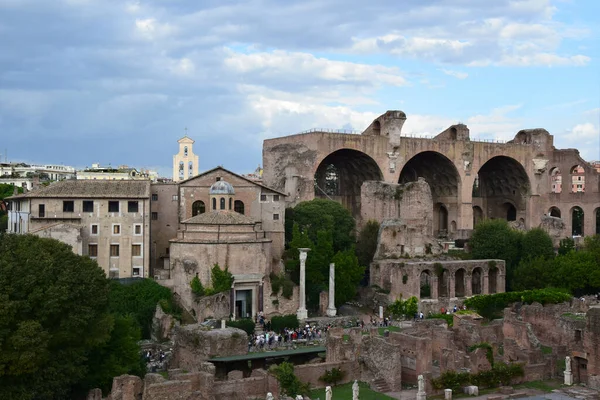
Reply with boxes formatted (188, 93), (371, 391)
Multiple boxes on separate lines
(7, 180), (151, 279)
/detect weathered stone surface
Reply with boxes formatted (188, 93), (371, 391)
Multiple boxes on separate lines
(151, 304), (178, 342)
(171, 325), (247, 371)
(108, 375), (143, 400)
(86, 388), (103, 400)
(538, 215), (566, 246)
(228, 370), (243, 380)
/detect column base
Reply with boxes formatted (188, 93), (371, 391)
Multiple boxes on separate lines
(564, 372), (573, 386)
(297, 308), (308, 321)
(326, 308), (337, 317)
(417, 392), (427, 400)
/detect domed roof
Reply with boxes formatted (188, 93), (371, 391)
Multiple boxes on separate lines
(209, 180), (235, 195)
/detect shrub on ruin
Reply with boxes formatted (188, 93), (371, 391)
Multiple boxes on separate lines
(356, 219), (380, 272)
(319, 367), (346, 386)
(387, 296), (418, 319)
(463, 288), (571, 320)
(204, 264), (233, 295)
(432, 362), (524, 392)
(226, 318), (255, 335)
(269, 362), (311, 397)
(190, 276), (205, 296)
(428, 313), (454, 326)
(271, 314), (300, 332)
(558, 237), (575, 255)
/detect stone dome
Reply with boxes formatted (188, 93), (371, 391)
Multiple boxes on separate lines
(209, 180), (235, 195)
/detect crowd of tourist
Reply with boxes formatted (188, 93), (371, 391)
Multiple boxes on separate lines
(248, 323), (326, 352)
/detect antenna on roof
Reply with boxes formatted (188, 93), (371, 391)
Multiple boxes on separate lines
(184, 127), (188, 137)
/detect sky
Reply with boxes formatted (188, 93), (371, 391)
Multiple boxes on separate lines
(1, 0), (599, 177)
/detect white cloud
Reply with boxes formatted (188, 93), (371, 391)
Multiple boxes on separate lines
(440, 69), (468, 79)
(224, 49), (407, 87)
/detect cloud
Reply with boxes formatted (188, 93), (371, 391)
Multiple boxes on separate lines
(440, 69), (469, 79)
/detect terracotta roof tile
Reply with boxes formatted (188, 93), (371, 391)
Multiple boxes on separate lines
(183, 211), (257, 225)
(9, 180), (150, 199)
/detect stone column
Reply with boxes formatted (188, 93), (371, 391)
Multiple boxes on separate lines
(498, 273), (506, 293)
(431, 276), (439, 299)
(465, 273), (473, 297)
(230, 288), (235, 320)
(444, 388), (452, 400)
(483, 272), (489, 294)
(326, 263), (337, 317)
(259, 282), (264, 313)
(449, 273), (456, 299)
(297, 248), (310, 321)
(417, 374), (427, 400)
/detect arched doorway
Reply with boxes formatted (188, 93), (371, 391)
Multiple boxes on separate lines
(549, 167), (562, 193)
(489, 268), (498, 294)
(314, 149), (383, 219)
(504, 202), (517, 221)
(399, 151), (460, 234)
(435, 203), (449, 237)
(473, 206), (484, 227)
(473, 156), (530, 222)
(420, 270), (432, 299)
(572, 206), (584, 236)
(455, 269), (466, 297)
(192, 200), (206, 216)
(549, 207), (561, 218)
(472, 268), (482, 295)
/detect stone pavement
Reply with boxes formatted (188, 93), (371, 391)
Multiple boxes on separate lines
(382, 385), (600, 400)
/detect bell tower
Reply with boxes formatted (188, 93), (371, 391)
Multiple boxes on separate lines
(173, 133), (199, 181)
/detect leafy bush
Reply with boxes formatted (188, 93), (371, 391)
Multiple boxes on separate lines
(190, 276), (205, 296)
(269, 362), (311, 397)
(226, 319), (255, 335)
(432, 363), (524, 392)
(270, 272), (295, 299)
(428, 313), (454, 326)
(271, 314), (300, 332)
(319, 367), (346, 386)
(464, 288), (571, 320)
(204, 264), (233, 295)
(387, 296), (418, 319)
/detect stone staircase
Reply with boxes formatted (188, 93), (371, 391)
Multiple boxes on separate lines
(254, 322), (263, 334)
(371, 378), (391, 393)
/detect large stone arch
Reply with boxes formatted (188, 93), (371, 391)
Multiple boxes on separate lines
(399, 151), (461, 237)
(549, 206), (561, 218)
(455, 268), (466, 297)
(472, 156), (530, 224)
(314, 148), (383, 218)
(571, 206), (585, 236)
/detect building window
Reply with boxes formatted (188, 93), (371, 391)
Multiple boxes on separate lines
(188, 161), (193, 177)
(88, 244), (98, 257)
(234, 200), (245, 214)
(166, 247), (170, 255)
(151, 212), (158, 220)
(110, 244), (120, 257)
(216, 177), (221, 181)
(63, 200), (74, 212)
(273, 195), (280, 202)
(212, 198), (216, 210)
(113, 224), (121, 235)
(128, 201), (139, 213)
(83, 200), (94, 212)
(132, 244), (142, 257)
(91, 224), (99, 235)
(38, 204), (45, 218)
(260, 194), (267, 202)
(134, 224), (142, 235)
(192, 200), (205, 216)
(108, 201), (119, 213)
(229, 198), (232, 210)
(184, 146), (188, 157)
(132, 267), (141, 277)
(220, 197), (225, 210)
(152, 194), (158, 201)
(172, 195), (178, 201)
(273, 213), (280, 221)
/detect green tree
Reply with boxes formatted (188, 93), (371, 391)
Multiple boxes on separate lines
(0, 183), (23, 199)
(550, 250), (600, 296)
(107, 278), (174, 339)
(285, 199), (355, 253)
(0, 234), (112, 400)
(512, 256), (553, 291)
(584, 235), (600, 264)
(269, 362), (310, 397)
(77, 314), (145, 395)
(520, 228), (554, 260)
(190, 275), (205, 296)
(558, 237), (575, 255)
(332, 248), (365, 306)
(356, 220), (380, 284)
(470, 219), (523, 290)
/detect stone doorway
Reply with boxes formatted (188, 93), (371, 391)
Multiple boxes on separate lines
(455, 269), (466, 297)
(235, 289), (253, 320)
(574, 356), (588, 384)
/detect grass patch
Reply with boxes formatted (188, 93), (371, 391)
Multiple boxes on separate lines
(562, 313), (585, 320)
(378, 326), (401, 336)
(342, 334), (350, 342)
(309, 381), (395, 400)
(540, 345), (552, 355)
(515, 380), (560, 392)
(159, 371), (169, 379)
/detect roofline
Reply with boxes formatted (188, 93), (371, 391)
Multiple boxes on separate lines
(179, 166), (286, 196)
